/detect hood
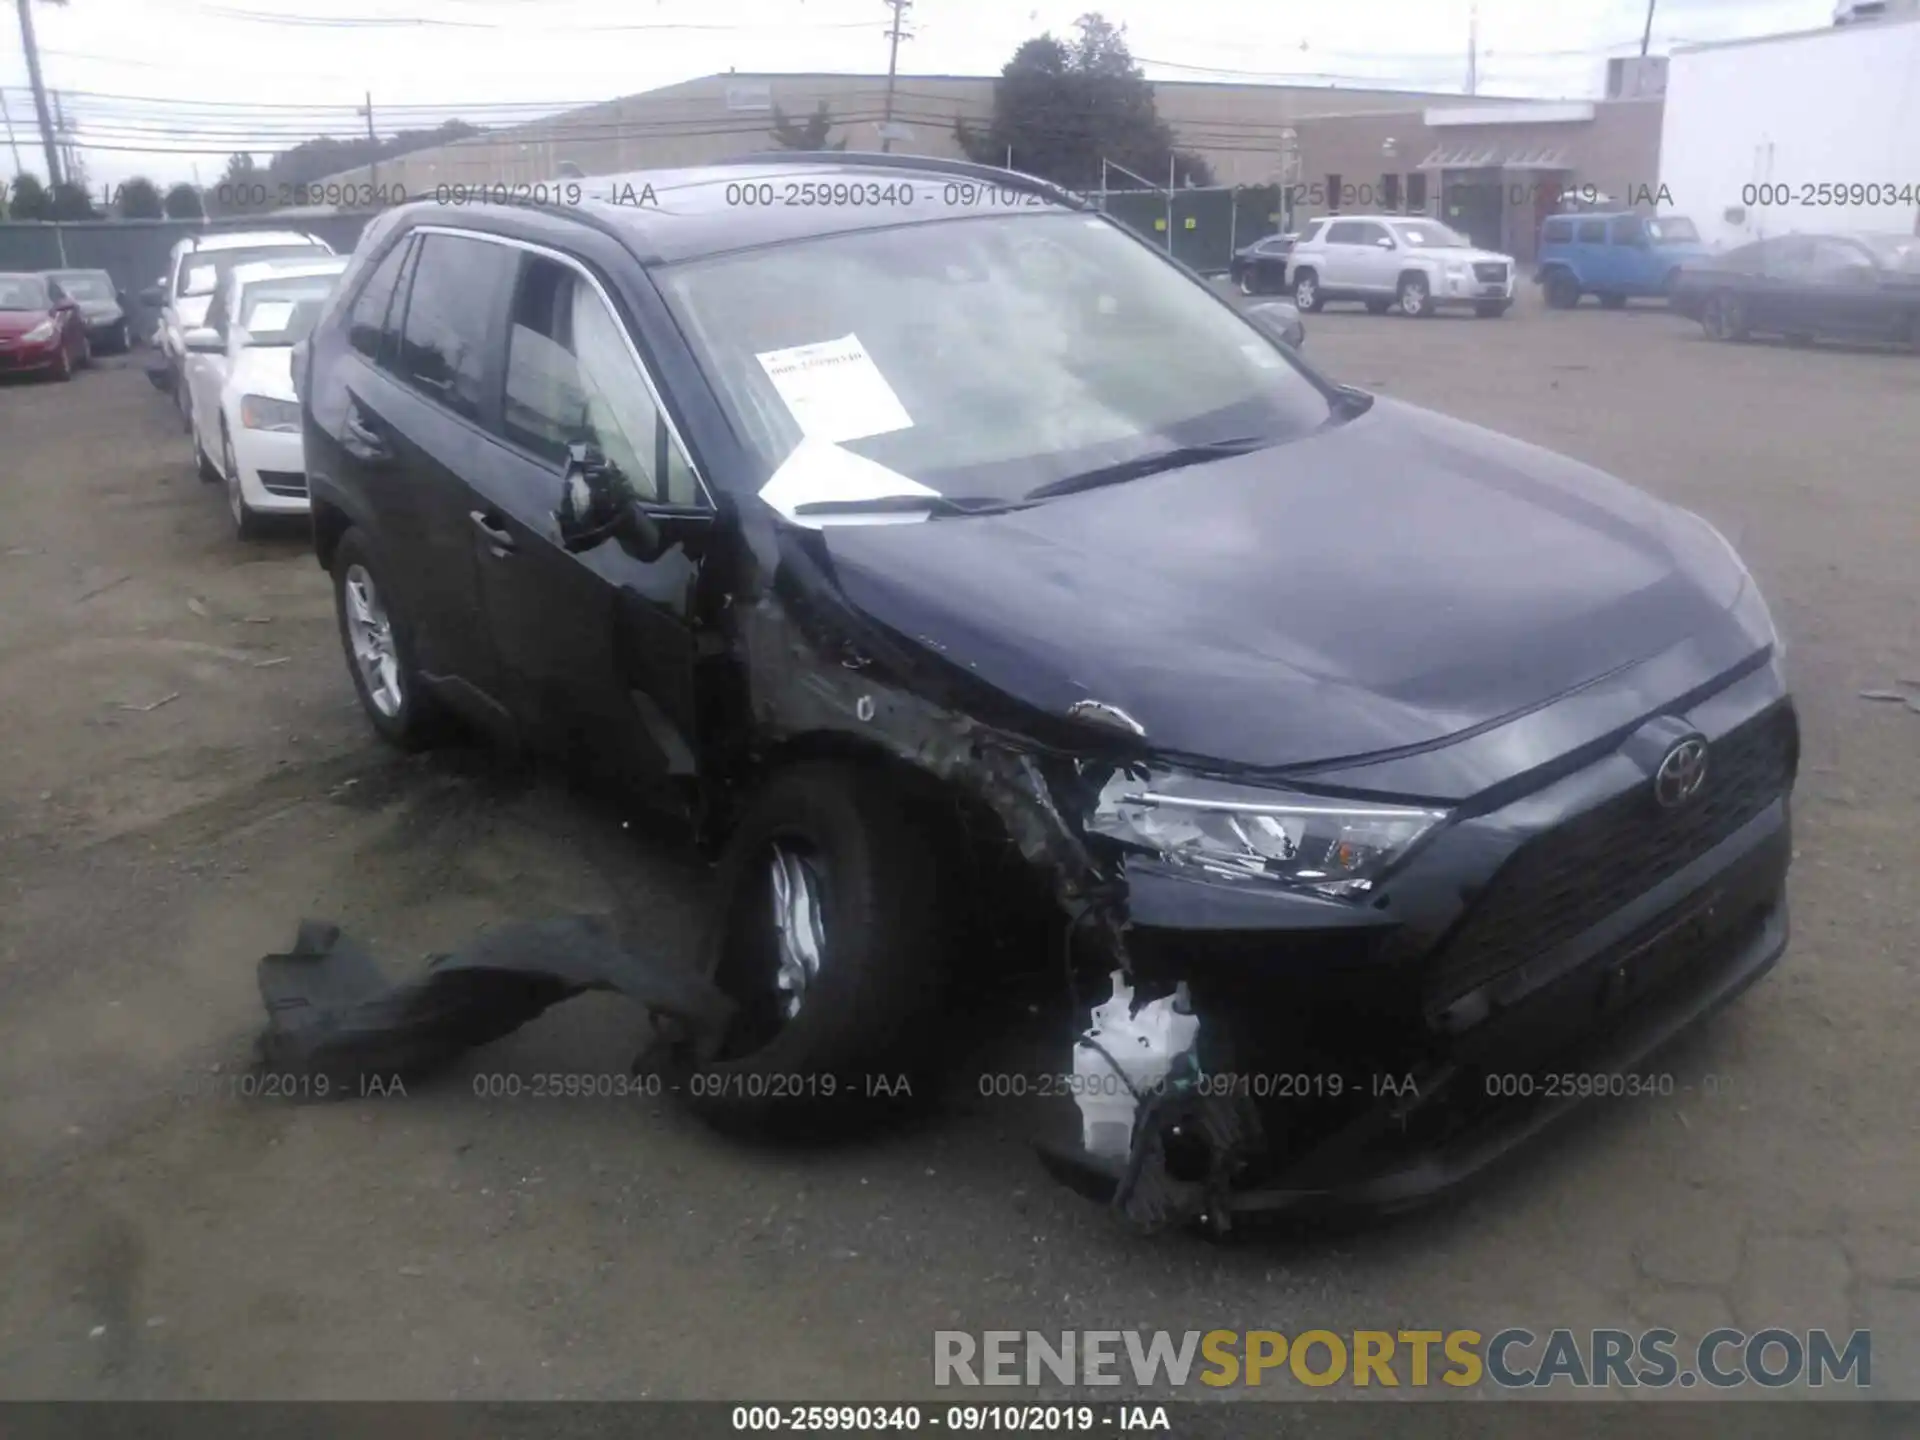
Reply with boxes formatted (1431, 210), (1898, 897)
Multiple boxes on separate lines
(0, 309), (54, 338)
(1420, 246), (1513, 265)
(817, 398), (1747, 772)
(227, 345), (295, 402)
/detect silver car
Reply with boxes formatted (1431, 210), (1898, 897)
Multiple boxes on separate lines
(1285, 216), (1516, 318)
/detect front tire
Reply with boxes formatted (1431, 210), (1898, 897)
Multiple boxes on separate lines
(679, 761), (951, 1136)
(1292, 270), (1323, 312)
(1397, 273), (1432, 318)
(223, 428), (264, 541)
(1544, 270), (1580, 309)
(330, 528), (443, 749)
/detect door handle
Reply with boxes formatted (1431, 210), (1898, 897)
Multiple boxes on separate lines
(470, 509), (518, 554)
(342, 410), (392, 465)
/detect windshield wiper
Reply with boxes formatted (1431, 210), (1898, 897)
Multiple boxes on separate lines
(792, 493), (1031, 519)
(1022, 436), (1272, 502)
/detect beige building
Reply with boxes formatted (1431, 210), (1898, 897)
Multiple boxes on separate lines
(322, 70), (1541, 194)
(1284, 97), (1666, 261)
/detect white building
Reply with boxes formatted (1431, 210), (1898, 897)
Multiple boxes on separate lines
(1660, 11), (1920, 250)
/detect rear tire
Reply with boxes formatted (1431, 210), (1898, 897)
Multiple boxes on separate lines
(678, 761), (952, 1137)
(1292, 270), (1323, 313)
(1703, 292), (1749, 342)
(1237, 268), (1261, 296)
(330, 527), (445, 750)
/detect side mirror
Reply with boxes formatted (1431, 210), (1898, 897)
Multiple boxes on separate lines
(1245, 300), (1304, 348)
(554, 442), (708, 562)
(138, 286), (165, 307)
(1374, 236), (1395, 249)
(182, 326), (224, 353)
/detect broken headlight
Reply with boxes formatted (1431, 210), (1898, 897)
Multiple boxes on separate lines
(1088, 769), (1448, 898)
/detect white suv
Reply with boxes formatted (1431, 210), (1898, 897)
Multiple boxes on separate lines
(1285, 216), (1516, 318)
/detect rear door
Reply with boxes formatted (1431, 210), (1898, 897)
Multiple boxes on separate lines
(1319, 220), (1366, 289)
(464, 246), (708, 794)
(1347, 220), (1396, 293)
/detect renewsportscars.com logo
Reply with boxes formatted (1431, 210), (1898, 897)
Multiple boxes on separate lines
(933, 1328), (1871, 1390)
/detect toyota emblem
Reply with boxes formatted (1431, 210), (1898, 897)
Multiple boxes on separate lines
(1654, 737), (1709, 809)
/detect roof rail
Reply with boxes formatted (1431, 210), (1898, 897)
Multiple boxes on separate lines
(708, 150), (1095, 211)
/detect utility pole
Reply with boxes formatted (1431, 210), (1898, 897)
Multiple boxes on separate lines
(13, 0), (64, 187)
(1, 87), (25, 177)
(359, 91), (378, 190)
(1639, 0), (1658, 56)
(879, 0), (912, 153)
(1466, 4), (1479, 96)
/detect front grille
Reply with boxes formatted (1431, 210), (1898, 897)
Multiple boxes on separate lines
(257, 470), (307, 498)
(1428, 705), (1797, 1009)
(1473, 262), (1508, 284)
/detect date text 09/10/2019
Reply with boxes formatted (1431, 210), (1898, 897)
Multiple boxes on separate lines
(731, 1406), (1170, 1433)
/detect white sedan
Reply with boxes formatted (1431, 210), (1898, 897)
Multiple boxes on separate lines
(181, 256), (347, 538)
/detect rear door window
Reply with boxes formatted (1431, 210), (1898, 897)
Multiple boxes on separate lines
(1324, 220), (1366, 245)
(1542, 218), (1573, 244)
(395, 233), (517, 423)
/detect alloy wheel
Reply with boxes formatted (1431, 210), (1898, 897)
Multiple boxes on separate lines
(1294, 276), (1316, 309)
(1400, 277), (1429, 317)
(768, 839), (827, 1021)
(342, 564), (404, 718)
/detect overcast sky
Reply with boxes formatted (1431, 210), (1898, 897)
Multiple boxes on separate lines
(4, 0), (1832, 189)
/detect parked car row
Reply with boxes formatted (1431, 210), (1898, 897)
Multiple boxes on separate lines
(0, 269), (130, 380)
(130, 231), (344, 539)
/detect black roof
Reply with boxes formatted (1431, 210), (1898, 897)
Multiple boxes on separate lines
(409, 153), (1090, 266)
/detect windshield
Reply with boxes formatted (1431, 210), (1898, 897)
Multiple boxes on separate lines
(1391, 221), (1471, 249)
(658, 211), (1334, 504)
(0, 274), (50, 311)
(48, 271), (115, 302)
(237, 273), (340, 346)
(180, 245), (330, 298)
(1646, 217), (1701, 244)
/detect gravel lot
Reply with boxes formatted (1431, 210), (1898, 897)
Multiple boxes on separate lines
(2, 291), (1917, 1403)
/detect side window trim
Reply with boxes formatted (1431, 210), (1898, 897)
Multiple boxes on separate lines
(379, 234), (420, 370)
(411, 223), (714, 510)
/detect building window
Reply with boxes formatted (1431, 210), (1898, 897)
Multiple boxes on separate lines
(1380, 173), (1401, 211)
(1326, 173), (1343, 214)
(1406, 172), (1428, 213)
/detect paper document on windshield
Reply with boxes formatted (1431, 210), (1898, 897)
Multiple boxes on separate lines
(758, 436), (938, 529)
(245, 301), (296, 332)
(755, 333), (913, 444)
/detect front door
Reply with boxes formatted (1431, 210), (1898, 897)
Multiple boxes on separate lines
(467, 249), (707, 797)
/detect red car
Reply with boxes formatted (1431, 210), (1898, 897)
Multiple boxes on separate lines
(0, 272), (91, 380)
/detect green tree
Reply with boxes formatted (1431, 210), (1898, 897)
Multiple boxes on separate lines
(769, 102), (847, 151)
(8, 172), (55, 221)
(956, 13), (1213, 190)
(163, 182), (205, 219)
(49, 178), (97, 219)
(117, 175), (166, 218)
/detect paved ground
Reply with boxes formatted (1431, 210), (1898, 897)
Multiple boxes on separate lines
(1, 293), (1917, 1403)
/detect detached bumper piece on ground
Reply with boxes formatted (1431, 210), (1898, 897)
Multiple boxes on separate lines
(254, 916), (734, 1093)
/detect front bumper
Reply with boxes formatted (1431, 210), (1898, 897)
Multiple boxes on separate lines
(1438, 266), (1516, 305)
(0, 339), (64, 373)
(231, 426), (311, 514)
(1042, 663), (1797, 1229)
